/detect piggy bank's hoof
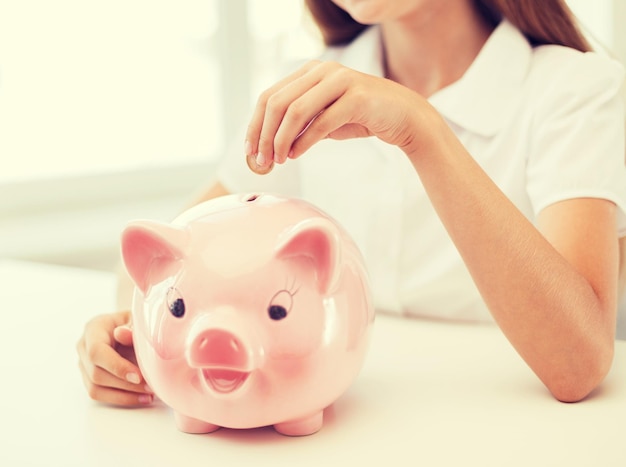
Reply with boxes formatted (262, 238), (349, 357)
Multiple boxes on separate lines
(273, 411), (323, 436)
(174, 412), (220, 434)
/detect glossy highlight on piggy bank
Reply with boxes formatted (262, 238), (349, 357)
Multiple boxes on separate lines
(121, 193), (374, 436)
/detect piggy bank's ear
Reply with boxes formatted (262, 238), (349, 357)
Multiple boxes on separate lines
(275, 218), (341, 294)
(121, 221), (189, 294)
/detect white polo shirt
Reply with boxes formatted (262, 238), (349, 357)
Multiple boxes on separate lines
(217, 20), (626, 322)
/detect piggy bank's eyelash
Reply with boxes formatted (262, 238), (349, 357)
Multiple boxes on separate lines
(167, 287), (186, 318)
(286, 276), (300, 296)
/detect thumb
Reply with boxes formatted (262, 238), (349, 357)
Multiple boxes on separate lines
(113, 324), (134, 347)
(326, 123), (372, 141)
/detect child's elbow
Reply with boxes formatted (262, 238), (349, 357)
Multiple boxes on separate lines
(550, 382), (597, 403)
(547, 342), (614, 403)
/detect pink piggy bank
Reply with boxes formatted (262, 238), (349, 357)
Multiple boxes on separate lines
(121, 193), (374, 436)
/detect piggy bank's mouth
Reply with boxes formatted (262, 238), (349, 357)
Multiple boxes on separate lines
(201, 368), (250, 394)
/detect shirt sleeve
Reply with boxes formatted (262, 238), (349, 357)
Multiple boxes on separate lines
(526, 48), (626, 236)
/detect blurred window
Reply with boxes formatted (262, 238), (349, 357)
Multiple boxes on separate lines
(0, 0), (321, 184)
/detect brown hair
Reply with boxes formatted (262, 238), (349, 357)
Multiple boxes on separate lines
(304, 0), (592, 52)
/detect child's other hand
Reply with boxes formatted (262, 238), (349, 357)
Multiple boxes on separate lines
(77, 311), (153, 406)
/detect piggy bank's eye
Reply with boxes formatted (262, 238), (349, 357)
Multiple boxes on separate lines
(268, 289), (293, 321)
(268, 305), (287, 320)
(167, 287), (185, 318)
(170, 299), (185, 318)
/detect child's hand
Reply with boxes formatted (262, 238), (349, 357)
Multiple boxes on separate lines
(77, 310), (153, 406)
(244, 60), (442, 171)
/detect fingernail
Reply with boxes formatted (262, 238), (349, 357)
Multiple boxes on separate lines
(138, 394), (153, 404)
(244, 140), (252, 157)
(126, 372), (141, 384)
(256, 152), (265, 166)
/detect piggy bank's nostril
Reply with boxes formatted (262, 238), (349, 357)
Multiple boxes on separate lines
(245, 194), (259, 202)
(191, 330), (248, 369)
(198, 336), (239, 353)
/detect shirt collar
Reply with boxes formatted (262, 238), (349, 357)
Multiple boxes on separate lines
(334, 20), (532, 137)
(429, 20), (532, 136)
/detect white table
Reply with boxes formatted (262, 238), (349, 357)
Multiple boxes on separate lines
(1, 259), (624, 467)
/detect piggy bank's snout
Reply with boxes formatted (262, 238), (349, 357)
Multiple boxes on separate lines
(188, 329), (253, 371)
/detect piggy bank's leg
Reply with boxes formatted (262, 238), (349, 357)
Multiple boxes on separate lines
(273, 411), (323, 436)
(174, 412), (220, 434)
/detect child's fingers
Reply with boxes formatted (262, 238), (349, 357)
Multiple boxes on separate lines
(113, 324), (133, 347)
(245, 60), (322, 172)
(79, 366), (153, 407)
(78, 355), (149, 394)
(85, 340), (143, 386)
